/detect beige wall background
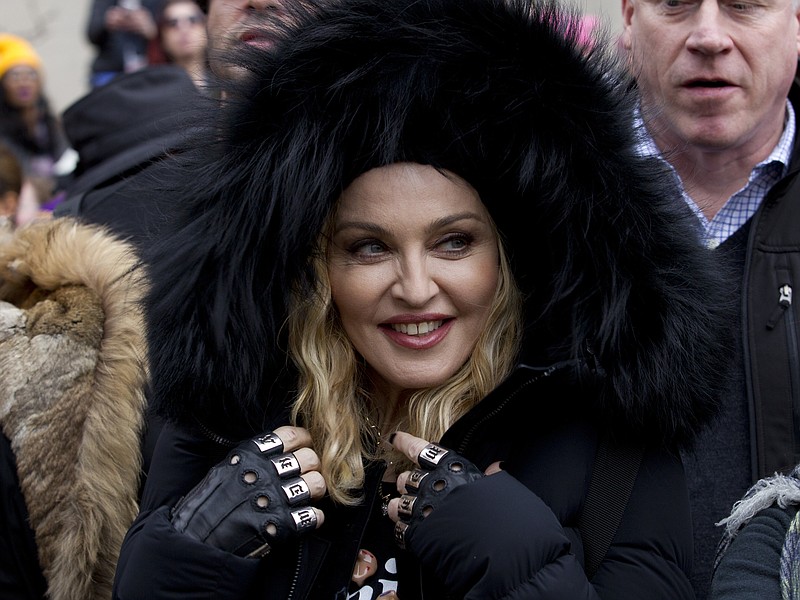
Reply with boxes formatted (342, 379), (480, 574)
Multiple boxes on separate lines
(3, 0), (624, 117)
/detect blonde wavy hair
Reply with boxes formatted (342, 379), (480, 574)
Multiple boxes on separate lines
(288, 208), (523, 505)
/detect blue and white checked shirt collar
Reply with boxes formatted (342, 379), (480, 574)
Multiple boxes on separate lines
(635, 101), (796, 249)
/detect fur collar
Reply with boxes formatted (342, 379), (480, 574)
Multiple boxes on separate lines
(0, 219), (148, 600)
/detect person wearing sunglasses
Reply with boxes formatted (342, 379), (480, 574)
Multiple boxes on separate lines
(150, 0), (209, 90)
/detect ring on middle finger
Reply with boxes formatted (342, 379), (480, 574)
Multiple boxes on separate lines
(405, 469), (429, 492)
(282, 477), (312, 505)
(397, 494), (416, 519)
(271, 452), (302, 478)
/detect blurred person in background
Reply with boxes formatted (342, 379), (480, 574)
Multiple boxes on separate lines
(0, 142), (22, 243)
(56, 0), (296, 244)
(87, 0), (165, 87)
(56, 63), (203, 239)
(0, 34), (68, 227)
(148, 0), (209, 90)
(710, 463), (800, 599)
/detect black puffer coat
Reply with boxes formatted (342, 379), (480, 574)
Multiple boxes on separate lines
(115, 364), (698, 599)
(113, 0), (733, 597)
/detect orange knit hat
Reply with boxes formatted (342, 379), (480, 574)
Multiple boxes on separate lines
(0, 34), (43, 80)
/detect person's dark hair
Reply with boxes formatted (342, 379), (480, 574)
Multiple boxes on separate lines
(0, 142), (22, 196)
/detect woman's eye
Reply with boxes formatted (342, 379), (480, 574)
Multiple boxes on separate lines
(437, 234), (472, 253)
(350, 240), (387, 256)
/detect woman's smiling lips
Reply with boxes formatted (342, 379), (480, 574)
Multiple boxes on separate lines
(380, 316), (454, 349)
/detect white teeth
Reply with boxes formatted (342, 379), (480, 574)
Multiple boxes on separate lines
(392, 320), (443, 335)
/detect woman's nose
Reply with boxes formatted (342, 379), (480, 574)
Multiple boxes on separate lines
(391, 256), (439, 306)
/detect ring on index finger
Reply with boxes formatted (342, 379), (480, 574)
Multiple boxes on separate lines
(253, 432), (284, 455)
(271, 452), (302, 478)
(418, 443), (449, 470)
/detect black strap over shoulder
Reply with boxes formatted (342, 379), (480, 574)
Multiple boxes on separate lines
(577, 435), (644, 580)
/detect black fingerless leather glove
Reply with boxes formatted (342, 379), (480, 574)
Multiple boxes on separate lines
(395, 444), (483, 550)
(171, 433), (317, 558)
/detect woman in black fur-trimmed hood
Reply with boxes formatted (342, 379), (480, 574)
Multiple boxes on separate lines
(114, 0), (733, 598)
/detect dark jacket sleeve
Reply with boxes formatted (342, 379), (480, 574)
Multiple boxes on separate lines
(587, 447), (695, 599)
(709, 506), (793, 600)
(115, 417), (317, 600)
(0, 432), (47, 600)
(113, 506), (264, 600)
(409, 447), (695, 599)
(407, 472), (600, 599)
(113, 423), (264, 599)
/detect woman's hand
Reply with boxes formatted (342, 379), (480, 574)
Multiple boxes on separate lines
(171, 425), (326, 558)
(384, 432), (486, 549)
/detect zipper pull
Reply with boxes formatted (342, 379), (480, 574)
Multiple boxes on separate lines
(767, 284), (793, 330)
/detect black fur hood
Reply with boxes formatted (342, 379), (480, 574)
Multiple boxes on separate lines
(145, 0), (733, 447)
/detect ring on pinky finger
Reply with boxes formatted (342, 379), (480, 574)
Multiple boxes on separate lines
(394, 520), (409, 549)
(291, 507), (318, 533)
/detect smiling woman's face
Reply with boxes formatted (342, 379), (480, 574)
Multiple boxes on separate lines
(327, 162), (500, 402)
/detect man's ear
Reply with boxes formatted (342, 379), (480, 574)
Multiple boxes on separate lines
(795, 6), (800, 58)
(621, 0), (635, 51)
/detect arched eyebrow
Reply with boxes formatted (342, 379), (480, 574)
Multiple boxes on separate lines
(333, 211), (487, 236)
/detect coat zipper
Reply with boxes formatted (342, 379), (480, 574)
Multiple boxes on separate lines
(196, 419), (237, 447)
(766, 284), (793, 329)
(286, 544), (304, 600)
(456, 364), (557, 455)
(766, 283), (800, 462)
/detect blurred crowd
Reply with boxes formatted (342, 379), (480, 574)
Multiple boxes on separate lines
(0, 0), (208, 234)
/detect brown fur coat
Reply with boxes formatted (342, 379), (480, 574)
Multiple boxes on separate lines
(0, 218), (148, 600)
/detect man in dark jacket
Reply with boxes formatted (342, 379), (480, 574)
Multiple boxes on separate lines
(56, 0), (293, 248)
(54, 64), (205, 248)
(620, 2), (800, 597)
